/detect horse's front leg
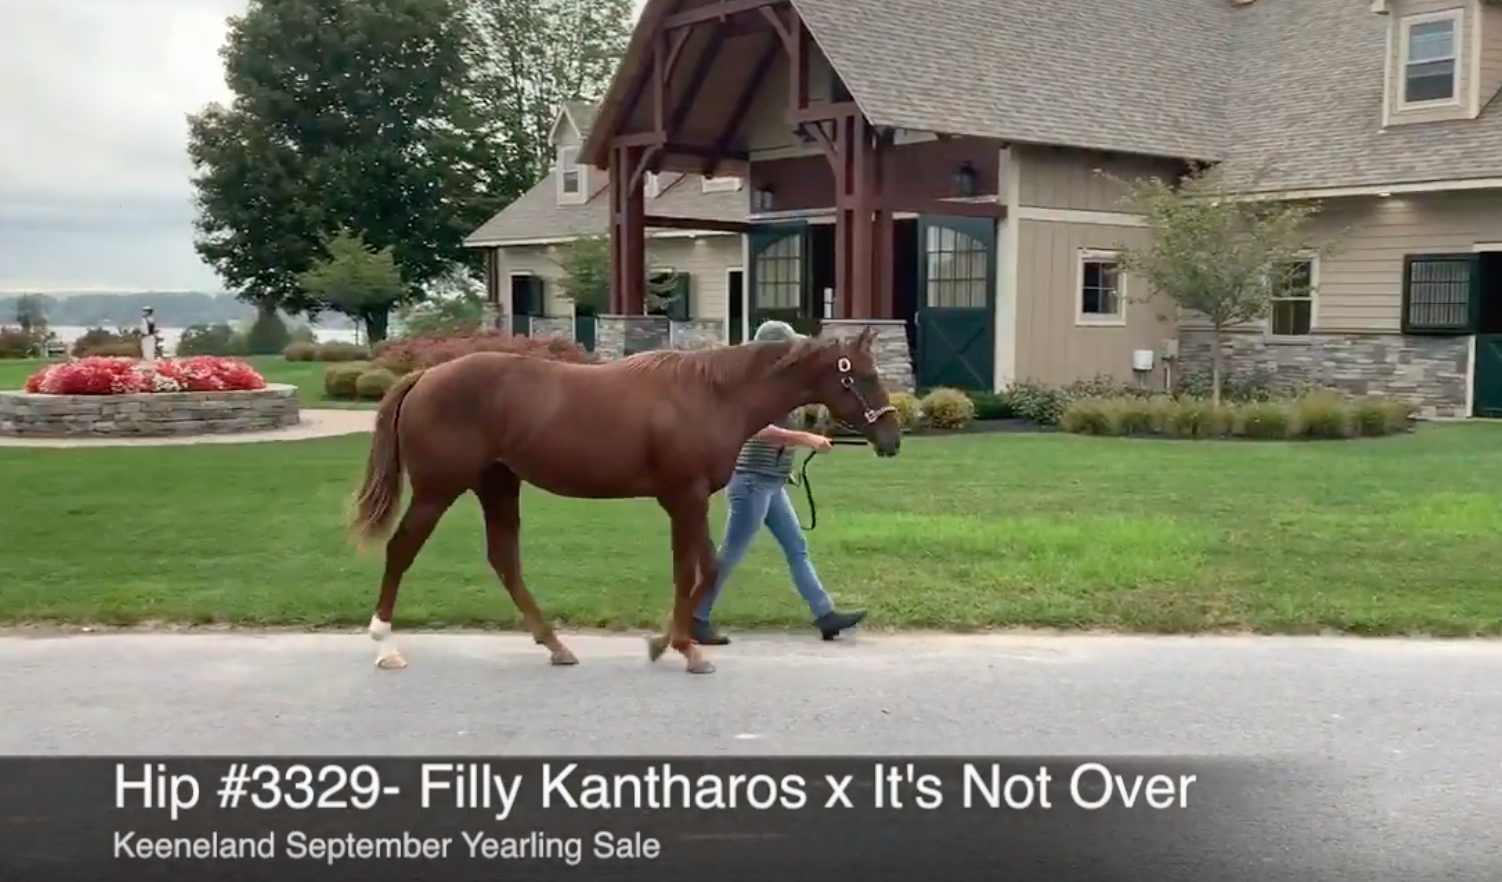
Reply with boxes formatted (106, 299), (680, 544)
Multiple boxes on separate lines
(647, 493), (716, 674)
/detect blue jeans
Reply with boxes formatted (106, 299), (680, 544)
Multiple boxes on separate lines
(694, 469), (835, 621)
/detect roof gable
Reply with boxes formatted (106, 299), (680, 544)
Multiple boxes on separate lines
(579, 0), (1502, 196)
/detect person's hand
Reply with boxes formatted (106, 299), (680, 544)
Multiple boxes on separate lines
(802, 432), (833, 452)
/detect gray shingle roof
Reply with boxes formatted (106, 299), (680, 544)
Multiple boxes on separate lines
(795, 0), (1232, 164)
(464, 168), (746, 246)
(794, 0), (1502, 192)
(1215, 0), (1502, 192)
(562, 101), (599, 140)
(485, 0), (1502, 247)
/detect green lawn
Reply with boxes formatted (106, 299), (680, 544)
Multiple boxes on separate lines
(0, 356), (371, 409)
(2, 422), (1502, 635)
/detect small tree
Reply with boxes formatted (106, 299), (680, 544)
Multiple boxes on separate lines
(551, 234), (681, 317)
(1104, 164), (1336, 404)
(396, 268), (486, 336)
(297, 232), (408, 344)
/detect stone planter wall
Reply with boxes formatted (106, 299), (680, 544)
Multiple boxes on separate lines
(1176, 330), (1469, 419)
(0, 384), (302, 438)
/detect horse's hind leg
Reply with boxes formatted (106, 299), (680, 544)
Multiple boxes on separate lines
(370, 489), (457, 669)
(477, 464), (576, 666)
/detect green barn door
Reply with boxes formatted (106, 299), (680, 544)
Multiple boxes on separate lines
(1475, 336), (1502, 417)
(915, 216), (996, 391)
(748, 224), (813, 337)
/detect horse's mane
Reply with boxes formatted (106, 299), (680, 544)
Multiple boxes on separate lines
(618, 337), (832, 389)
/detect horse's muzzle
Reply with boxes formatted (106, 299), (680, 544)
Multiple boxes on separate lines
(872, 435), (901, 457)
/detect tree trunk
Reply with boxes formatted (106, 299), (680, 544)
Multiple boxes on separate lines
(364, 309), (390, 344)
(1209, 325), (1224, 407)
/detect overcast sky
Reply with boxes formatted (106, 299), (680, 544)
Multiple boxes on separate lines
(0, 0), (650, 294)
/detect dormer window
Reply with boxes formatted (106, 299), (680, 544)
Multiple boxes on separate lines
(557, 146), (585, 203)
(1400, 11), (1460, 106)
(701, 175), (741, 193)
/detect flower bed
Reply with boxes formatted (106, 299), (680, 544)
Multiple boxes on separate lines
(4, 357), (297, 438)
(24, 356), (268, 395)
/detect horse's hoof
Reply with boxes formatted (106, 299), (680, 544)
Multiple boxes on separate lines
(686, 659), (716, 675)
(550, 648), (578, 666)
(375, 651), (407, 670)
(646, 635), (669, 662)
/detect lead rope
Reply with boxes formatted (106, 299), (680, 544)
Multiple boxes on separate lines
(787, 438), (867, 531)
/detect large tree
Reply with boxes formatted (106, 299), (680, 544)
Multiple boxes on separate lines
(465, 0), (637, 186)
(188, 0), (516, 317)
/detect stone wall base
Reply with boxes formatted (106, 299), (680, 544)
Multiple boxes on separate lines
(1176, 329), (1469, 419)
(528, 316), (574, 340)
(0, 384), (303, 437)
(819, 319), (916, 392)
(593, 315), (726, 358)
(669, 319), (726, 351)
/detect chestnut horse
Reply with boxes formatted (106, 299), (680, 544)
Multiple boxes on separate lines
(348, 328), (901, 674)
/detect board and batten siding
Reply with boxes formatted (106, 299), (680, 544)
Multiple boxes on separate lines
(1301, 190), (1502, 333)
(1013, 146), (1183, 213)
(1012, 220), (1176, 388)
(493, 235), (742, 319)
(1479, 0), (1502, 99)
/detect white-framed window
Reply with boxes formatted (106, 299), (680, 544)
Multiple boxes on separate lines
(1076, 249), (1125, 326)
(556, 146), (585, 203)
(701, 175), (742, 193)
(1400, 10), (1461, 107)
(1268, 256), (1317, 337)
(644, 171), (660, 199)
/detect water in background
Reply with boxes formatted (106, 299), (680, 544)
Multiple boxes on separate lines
(47, 325), (361, 357)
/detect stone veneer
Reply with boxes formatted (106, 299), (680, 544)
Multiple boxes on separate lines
(1176, 330), (1469, 419)
(0, 384), (302, 437)
(528, 316), (575, 340)
(818, 319), (916, 392)
(595, 315), (669, 359)
(668, 319), (727, 351)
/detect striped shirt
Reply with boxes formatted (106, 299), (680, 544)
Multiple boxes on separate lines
(735, 412), (797, 478)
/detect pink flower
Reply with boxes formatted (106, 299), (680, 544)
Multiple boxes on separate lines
(22, 355), (268, 396)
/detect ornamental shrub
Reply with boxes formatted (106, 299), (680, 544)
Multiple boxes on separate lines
(371, 330), (595, 375)
(920, 387), (976, 430)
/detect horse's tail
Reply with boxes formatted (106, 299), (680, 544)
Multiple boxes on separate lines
(349, 368), (426, 548)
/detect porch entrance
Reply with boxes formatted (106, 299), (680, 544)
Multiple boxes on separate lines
(746, 215), (995, 391)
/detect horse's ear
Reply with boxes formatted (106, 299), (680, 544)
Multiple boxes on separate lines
(857, 326), (877, 352)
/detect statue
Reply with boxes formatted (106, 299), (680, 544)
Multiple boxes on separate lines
(138, 307), (162, 365)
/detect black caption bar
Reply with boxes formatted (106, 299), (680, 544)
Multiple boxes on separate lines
(3, 756), (1325, 882)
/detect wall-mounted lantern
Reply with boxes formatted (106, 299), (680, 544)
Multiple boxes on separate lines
(952, 161), (977, 198)
(752, 186), (775, 212)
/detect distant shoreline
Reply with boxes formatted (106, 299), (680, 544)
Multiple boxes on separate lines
(47, 325), (360, 356)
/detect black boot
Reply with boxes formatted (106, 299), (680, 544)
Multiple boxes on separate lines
(813, 609), (866, 641)
(691, 618), (731, 646)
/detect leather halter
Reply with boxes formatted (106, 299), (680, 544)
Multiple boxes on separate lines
(834, 356), (897, 429)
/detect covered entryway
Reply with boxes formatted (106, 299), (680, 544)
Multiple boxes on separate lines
(915, 215), (995, 390)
